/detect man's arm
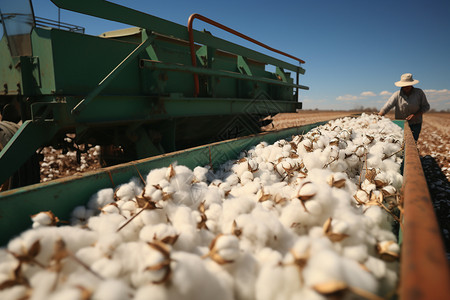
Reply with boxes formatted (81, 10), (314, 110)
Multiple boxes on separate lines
(378, 92), (398, 116)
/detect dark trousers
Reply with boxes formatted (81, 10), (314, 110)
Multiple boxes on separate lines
(409, 123), (422, 141)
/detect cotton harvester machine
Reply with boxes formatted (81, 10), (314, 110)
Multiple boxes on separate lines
(0, 0), (308, 189)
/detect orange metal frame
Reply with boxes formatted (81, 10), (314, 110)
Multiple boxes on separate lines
(187, 13), (305, 97)
(400, 122), (450, 299)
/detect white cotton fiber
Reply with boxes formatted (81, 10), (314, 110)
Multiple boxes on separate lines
(139, 223), (178, 244)
(48, 288), (85, 300)
(91, 257), (122, 279)
(170, 251), (233, 300)
(0, 114), (404, 299)
(214, 234), (239, 253)
(169, 206), (201, 252)
(92, 279), (132, 300)
(0, 285), (28, 300)
(227, 251), (258, 300)
(71, 205), (95, 225)
(134, 284), (169, 300)
(87, 188), (115, 211)
(341, 256), (378, 293)
(115, 178), (142, 202)
(88, 214), (126, 234)
(29, 270), (59, 300)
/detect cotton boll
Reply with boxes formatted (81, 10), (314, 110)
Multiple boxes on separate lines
(234, 214), (268, 251)
(204, 203), (223, 234)
(302, 151), (322, 171)
(303, 249), (344, 287)
(91, 257), (122, 279)
(308, 226), (325, 239)
(88, 213), (126, 234)
(119, 200), (138, 215)
(221, 196), (255, 232)
(381, 158), (402, 174)
(48, 287), (90, 300)
(139, 223), (178, 244)
(354, 189), (369, 204)
(367, 153), (383, 169)
(364, 206), (393, 232)
(169, 206), (201, 252)
(87, 188), (115, 211)
(298, 182), (318, 200)
(29, 270), (59, 300)
(364, 256), (387, 279)
(341, 255), (379, 293)
(71, 205), (95, 225)
(193, 166), (209, 182)
(361, 179), (376, 194)
(170, 251), (233, 300)
(378, 264), (399, 296)
(134, 285), (169, 300)
(0, 285), (29, 300)
(31, 211), (56, 228)
(304, 200), (323, 217)
(328, 159), (348, 173)
(255, 262), (288, 300)
(342, 244), (369, 263)
(92, 279), (132, 300)
(101, 202), (121, 215)
(115, 179), (142, 202)
(280, 201), (312, 235)
(385, 170), (403, 190)
(256, 260), (302, 300)
(345, 153), (360, 169)
(202, 185), (224, 207)
(254, 247), (283, 268)
(171, 164), (195, 186)
(129, 243), (172, 286)
(232, 161), (250, 178)
(208, 234), (240, 263)
(95, 233), (123, 256)
(384, 142), (401, 158)
(146, 167), (168, 186)
(381, 185), (397, 197)
(75, 246), (104, 266)
(139, 208), (167, 226)
(224, 251), (258, 300)
(239, 170), (254, 185)
(355, 145), (366, 157)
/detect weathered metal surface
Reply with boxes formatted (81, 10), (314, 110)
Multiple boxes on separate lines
(400, 122), (450, 300)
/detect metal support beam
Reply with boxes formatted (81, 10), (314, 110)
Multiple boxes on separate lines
(140, 59), (309, 90)
(71, 36), (154, 115)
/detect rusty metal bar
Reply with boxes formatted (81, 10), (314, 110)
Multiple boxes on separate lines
(187, 13), (305, 96)
(400, 122), (450, 300)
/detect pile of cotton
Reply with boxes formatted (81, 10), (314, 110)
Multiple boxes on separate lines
(0, 114), (404, 300)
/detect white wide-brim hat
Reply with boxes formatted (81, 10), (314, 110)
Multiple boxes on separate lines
(395, 73), (419, 87)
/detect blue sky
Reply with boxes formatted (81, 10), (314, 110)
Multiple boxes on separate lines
(28, 0), (450, 111)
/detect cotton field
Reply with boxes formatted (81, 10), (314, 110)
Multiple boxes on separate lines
(0, 114), (404, 300)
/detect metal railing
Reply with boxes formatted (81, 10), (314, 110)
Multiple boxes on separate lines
(35, 16), (84, 33)
(187, 13), (305, 97)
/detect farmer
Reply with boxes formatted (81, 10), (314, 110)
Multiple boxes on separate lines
(378, 73), (430, 141)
